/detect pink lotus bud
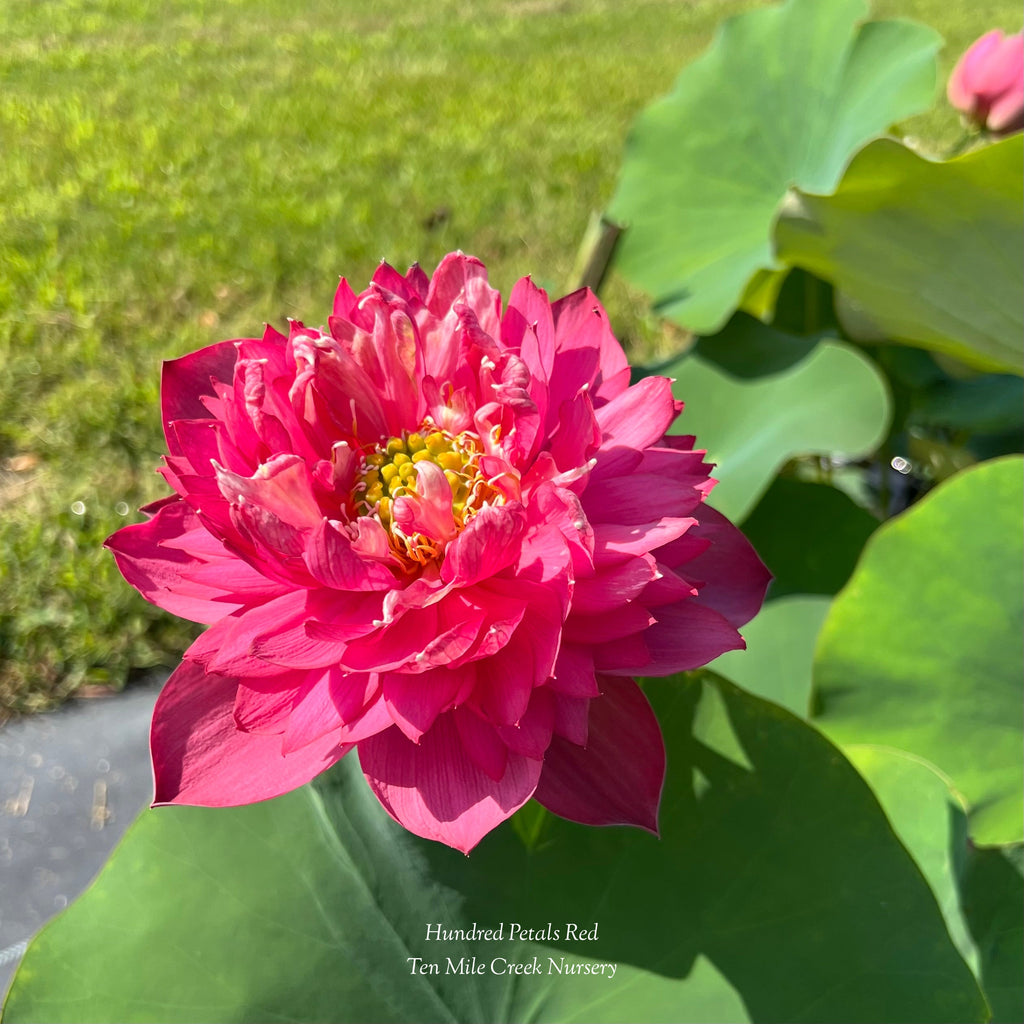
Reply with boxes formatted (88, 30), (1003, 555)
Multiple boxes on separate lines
(947, 29), (1024, 137)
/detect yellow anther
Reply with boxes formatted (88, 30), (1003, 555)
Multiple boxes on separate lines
(424, 431), (448, 455)
(352, 424), (506, 571)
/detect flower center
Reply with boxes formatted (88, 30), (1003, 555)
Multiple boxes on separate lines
(353, 426), (504, 566)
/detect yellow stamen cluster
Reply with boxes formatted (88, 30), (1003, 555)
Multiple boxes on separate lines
(352, 427), (498, 534)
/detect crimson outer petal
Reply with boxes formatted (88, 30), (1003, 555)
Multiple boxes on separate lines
(152, 661), (350, 806)
(105, 497), (287, 624)
(533, 675), (664, 832)
(358, 712), (543, 854)
(110, 254), (770, 852)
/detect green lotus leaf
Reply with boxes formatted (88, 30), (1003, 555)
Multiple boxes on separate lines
(957, 844), (1024, 1023)
(846, 745), (1023, 1022)
(666, 340), (890, 522)
(2, 678), (986, 1023)
(711, 594), (831, 716)
(776, 136), (1024, 375)
(693, 312), (819, 380)
(813, 456), (1024, 844)
(741, 477), (879, 599)
(608, 0), (939, 333)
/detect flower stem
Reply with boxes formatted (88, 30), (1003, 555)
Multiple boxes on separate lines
(943, 129), (979, 160)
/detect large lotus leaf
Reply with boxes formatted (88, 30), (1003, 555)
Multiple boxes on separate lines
(911, 373), (1024, 438)
(710, 595), (830, 716)
(845, 747), (976, 969)
(608, 0), (940, 334)
(846, 745), (1024, 1022)
(776, 136), (1024, 375)
(813, 456), (1024, 845)
(667, 340), (890, 522)
(692, 312), (819, 380)
(957, 844), (1024, 1024)
(2, 677), (986, 1023)
(741, 477), (879, 598)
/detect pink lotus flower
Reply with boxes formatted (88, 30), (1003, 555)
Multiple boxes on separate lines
(107, 254), (768, 853)
(947, 29), (1024, 137)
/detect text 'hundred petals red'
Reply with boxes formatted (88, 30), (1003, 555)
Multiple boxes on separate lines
(105, 253), (770, 853)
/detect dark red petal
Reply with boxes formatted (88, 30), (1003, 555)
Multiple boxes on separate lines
(552, 693), (590, 746)
(641, 565), (699, 607)
(679, 506), (772, 629)
(533, 675), (664, 833)
(633, 602), (745, 676)
(496, 687), (556, 758)
(549, 644), (601, 698)
(592, 517), (697, 565)
(570, 556), (658, 614)
(161, 340), (238, 449)
(582, 473), (704, 525)
(562, 601), (656, 645)
(592, 632), (651, 674)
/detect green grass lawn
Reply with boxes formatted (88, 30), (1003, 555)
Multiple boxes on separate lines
(0, 0), (1018, 716)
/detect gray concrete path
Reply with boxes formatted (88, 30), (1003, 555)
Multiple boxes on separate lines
(0, 673), (165, 998)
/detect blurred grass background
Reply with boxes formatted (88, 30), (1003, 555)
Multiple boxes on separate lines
(0, 0), (1018, 717)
